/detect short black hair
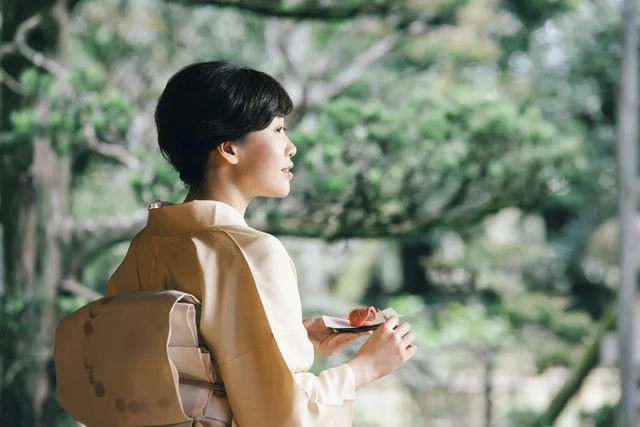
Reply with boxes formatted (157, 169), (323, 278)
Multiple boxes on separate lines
(154, 61), (293, 189)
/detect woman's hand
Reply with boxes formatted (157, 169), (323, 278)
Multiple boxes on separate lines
(347, 316), (417, 389)
(303, 317), (372, 356)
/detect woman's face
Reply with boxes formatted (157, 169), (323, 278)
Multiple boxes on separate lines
(234, 116), (297, 199)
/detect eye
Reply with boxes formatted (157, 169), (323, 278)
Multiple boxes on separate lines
(276, 127), (287, 133)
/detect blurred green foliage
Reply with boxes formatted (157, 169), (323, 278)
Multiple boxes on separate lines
(256, 89), (581, 238)
(10, 68), (133, 158)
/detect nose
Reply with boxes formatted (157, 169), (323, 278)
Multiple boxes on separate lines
(286, 137), (297, 158)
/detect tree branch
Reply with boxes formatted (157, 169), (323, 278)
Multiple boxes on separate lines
(70, 208), (147, 241)
(165, 0), (394, 21)
(0, 67), (26, 95)
(264, 21), (310, 125)
(12, 14), (69, 81)
(59, 278), (102, 301)
(305, 19), (431, 109)
(537, 305), (617, 425)
(0, 12), (70, 95)
(307, 33), (400, 107)
(83, 124), (140, 169)
(269, 22), (305, 84)
(68, 0), (86, 12)
(65, 208), (147, 270)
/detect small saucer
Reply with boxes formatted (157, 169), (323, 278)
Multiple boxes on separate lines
(332, 324), (381, 333)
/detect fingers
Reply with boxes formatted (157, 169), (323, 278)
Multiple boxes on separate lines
(325, 334), (356, 354)
(401, 331), (416, 346)
(382, 315), (399, 330)
(338, 333), (358, 342)
(394, 321), (411, 337)
(406, 345), (418, 359)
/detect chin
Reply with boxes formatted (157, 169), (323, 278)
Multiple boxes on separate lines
(261, 184), (291, 199)
(274, 187), (291, 198)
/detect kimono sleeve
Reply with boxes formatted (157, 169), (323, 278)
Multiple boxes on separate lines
(212, 230), (356, 427)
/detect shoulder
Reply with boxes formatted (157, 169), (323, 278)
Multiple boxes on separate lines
(193, 227), (301, 318)
(123, 228), (146, 251)
(192, 225), (292, 267)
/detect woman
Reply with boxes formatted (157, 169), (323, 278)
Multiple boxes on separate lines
(104, 61), (417, 426)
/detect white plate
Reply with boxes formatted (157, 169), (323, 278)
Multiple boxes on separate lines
(322, 308), (402, 333)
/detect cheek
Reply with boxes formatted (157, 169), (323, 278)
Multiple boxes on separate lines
(243, 143), (281, 177)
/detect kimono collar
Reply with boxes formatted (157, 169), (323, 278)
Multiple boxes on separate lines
(145, 199), (248, 235)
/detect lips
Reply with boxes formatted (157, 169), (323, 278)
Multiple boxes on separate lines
(282, 164), (294, 179)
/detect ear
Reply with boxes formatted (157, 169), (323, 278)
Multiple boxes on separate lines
(215, 141), (240, 165)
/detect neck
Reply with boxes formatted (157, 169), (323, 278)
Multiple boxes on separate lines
(183, 184), (251, 216)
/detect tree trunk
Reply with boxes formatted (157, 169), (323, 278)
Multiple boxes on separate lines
(333, 240), (383, 302)
(537, 305), (616, 426)
(0, 0), (69, 293)
(0, 1), (72, 426)
(616, 0), (638, 425)
(484, 346), (494, 427)
(32, 138), (71, 426)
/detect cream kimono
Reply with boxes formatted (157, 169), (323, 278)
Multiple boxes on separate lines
(102, 200), (355, 426)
